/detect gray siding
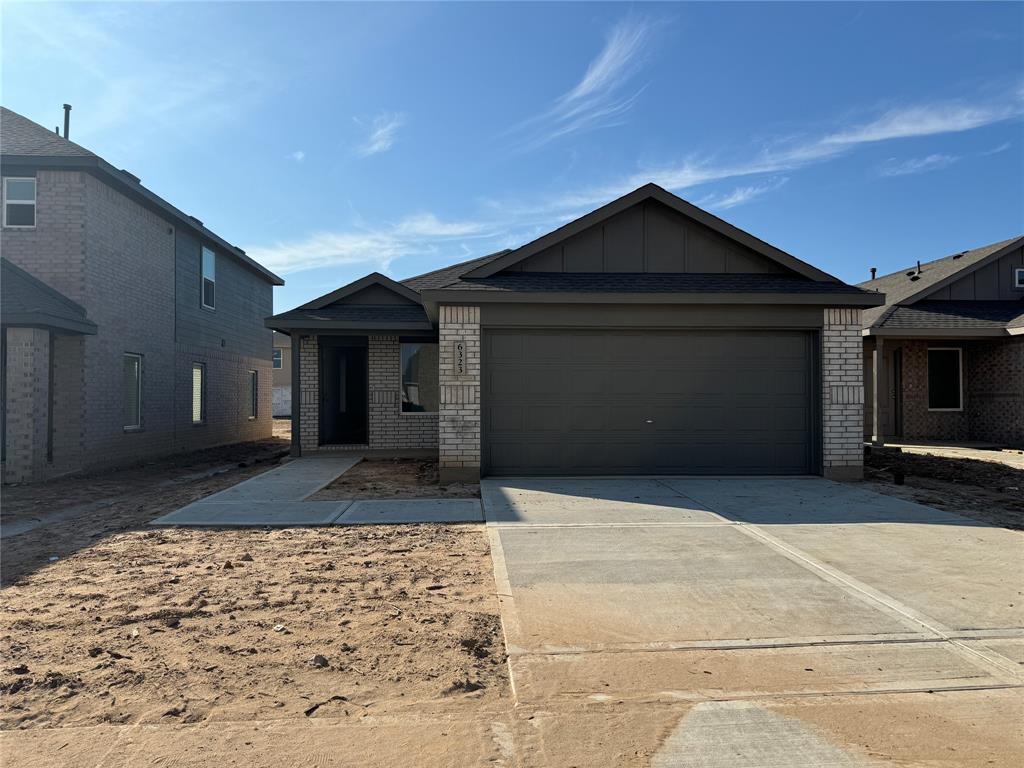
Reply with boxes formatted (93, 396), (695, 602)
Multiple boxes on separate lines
(928, 247), (1024, 300)
(510, 199), (789, 274)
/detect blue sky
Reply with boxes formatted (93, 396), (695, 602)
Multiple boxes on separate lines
(3, 2), (1022, 311)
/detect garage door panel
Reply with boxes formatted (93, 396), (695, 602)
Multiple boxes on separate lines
(484, 329), (814, 475)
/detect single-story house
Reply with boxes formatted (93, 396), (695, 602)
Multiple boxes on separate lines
(860, 236), (1024, 446)
(267, 184), (884, 482)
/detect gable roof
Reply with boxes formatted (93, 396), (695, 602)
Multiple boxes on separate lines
(463, 184), (840, 283)
(1, 106), (283, 286)
(859, 236), (1024, 329)
(1, 258), (97, 334)
(300, 272), (422, 310)
(401, 250), (511, 291)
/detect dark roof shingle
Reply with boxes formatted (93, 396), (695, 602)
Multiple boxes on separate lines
(878, 300), (1024, 330)
(268, 304), (430, 329)
(1, 258), (97, 334)
(0, 107), (96, 158)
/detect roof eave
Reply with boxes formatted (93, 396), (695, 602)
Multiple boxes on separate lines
(1, 313), (98, 335)
(864, 326), (1010, 338)
(419, 289), (885, 306)
(264, 317), (435, 333)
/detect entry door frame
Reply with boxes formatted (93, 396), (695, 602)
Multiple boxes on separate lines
(318, 335), (369, 446)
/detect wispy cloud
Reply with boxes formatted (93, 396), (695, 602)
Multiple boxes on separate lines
(245, 213), (496, 274)
(698, 178), (789, 210)
(982, 141), (1012, 156)
(879, 153), (959, 177)
(288, 150), (306, 162)
(545, 88), (1024, 211)
(356, 112), (405, 156)
(506, 16), (653, 150)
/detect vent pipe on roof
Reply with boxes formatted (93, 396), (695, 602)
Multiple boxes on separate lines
(870, 267), (877, 280)
(62, 104), (71, 139)
(916, 260), (922, 274)
(54, 126), (59, 135)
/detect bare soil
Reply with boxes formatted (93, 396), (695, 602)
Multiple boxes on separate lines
(312, 458), (480, 501)
(862, 446), (1024, 530)
(0, 523), (506, 730)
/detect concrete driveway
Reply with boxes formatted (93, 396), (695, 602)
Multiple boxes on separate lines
(482, 476), (1024, 767)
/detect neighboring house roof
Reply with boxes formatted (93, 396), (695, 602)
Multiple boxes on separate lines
(1, 258), (98, 334)
(859, 236), (1024, 334)
(0, 106), (283, 286)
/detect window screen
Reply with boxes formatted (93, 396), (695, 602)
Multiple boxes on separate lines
(123, 354), (142, 428)
(927, 348), (962, 410)
(401, 343), (439, 413)
(201, 247), (216, 309)
(272, 348), (283, 369)
(4, 177), (36, 227)
(192, 363), (205, 423)
(248, 370), (258, 419)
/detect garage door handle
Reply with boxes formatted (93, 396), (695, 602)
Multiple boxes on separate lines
(645, 419), (654, 424)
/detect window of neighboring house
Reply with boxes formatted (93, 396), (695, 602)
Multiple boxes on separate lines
(247, 370), (258, 419)
(272, 348), (283, 369)
(928, 348), (963, 411)
(192, 363), (206, 424)
(123, 354), (143, 430)
(201, 246), (216, 309)
(1015, 267), (1024, 289)
(400, 342), (439, 413)
(3, 177), (36, 228)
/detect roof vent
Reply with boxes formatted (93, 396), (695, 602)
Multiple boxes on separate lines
(952, 251), (966, 259)
(910, 274), (921, 281)
(870, 267), (877, 280)
(905, 271), (916, 277)
(120, 169), (141, 184)
(188, 215), (204, 227)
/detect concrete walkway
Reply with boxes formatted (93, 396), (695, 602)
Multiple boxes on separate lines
(151, 457), (483, 527)
(483, 476), (1024, 765)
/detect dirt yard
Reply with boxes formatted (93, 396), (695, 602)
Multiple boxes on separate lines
(862, 446), (1024, 530)
(312, 458), (480, 500)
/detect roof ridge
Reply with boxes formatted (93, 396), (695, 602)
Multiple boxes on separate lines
(400, 249), (510, 286)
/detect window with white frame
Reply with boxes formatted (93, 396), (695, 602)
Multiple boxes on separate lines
(123, 353), (143, 429)
(400, 342), (439, 413)
(201, 247), (216, 309)
(192, 363), (206, 424)
(3, 177), (37, 227)
(927, 347), (963, 411)
(272, 348), (283, 369)
(1015, 267), (1024, 289)
(247, 370), (258, 419)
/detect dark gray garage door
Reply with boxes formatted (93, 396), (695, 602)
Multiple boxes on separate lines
(482, 329), (815, 475)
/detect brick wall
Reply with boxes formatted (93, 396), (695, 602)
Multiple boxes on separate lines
(822, 308), (864, 479)
(368, 335), (438, 449)
(298, 334), (320, 452)
(50, 333), (86, 477)
(2, 328), (50, 483)
(438, 306), (481, 483)
(901, 338), (1023, 445)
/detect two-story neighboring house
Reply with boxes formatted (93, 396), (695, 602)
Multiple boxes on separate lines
(860, 236), (1024, 447)
(0, 106), (284, 483)
(271, 330), (292, 417)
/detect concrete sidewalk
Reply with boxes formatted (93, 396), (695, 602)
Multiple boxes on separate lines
(483, 476), (1024, 766)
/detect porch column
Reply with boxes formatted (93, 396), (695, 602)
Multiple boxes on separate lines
(871, 336), (887, 445)
(3, 327), (51, 483)
(438, 305), (480, 484)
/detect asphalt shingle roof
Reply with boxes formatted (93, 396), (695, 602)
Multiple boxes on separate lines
(1, 258), (97, 334)
(1, 107), (97, 157)
(269, 304), (430, 328)
(400, 250), (511, 291)
(878, 300), (1024, 330)
(859, 237), (1023, 327)
(436, 272), (876, 294)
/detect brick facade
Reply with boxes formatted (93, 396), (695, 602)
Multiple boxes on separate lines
(2, 169), (275, 482)
(2, 328), (51, 483)
(298, 334), (320, 453)
(822, 308), (865, 480)
(898, 338), (1023, 445)
(438, 306), (481, 483)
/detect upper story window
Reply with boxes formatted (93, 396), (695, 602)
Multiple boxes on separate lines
(201, 246), (216, 309)
(3, 177), (36, 228)
(272, 348), (283, 369)
(401, 342), (439, 413)
(1015, 268), (1024, 290)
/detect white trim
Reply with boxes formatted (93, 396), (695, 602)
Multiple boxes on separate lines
(926, 346), (964, 412)
(2, 176), (37, 229)
(122, 352), (143, 430)
(1014, 267), (1024, 290)
(201, 246), (216, 310)
(399, 341), (439, 415)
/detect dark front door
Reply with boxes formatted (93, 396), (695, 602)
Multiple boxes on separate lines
(319, 343), (368, 445)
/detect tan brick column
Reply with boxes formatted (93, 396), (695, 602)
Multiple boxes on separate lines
(438, 305), (480, 483)
(298, 334), (319, 452)
(3, 328), (51, 483)
(822, 308), (864, 480)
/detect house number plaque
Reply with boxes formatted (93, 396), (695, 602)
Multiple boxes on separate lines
(454, 341), (466, 376)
